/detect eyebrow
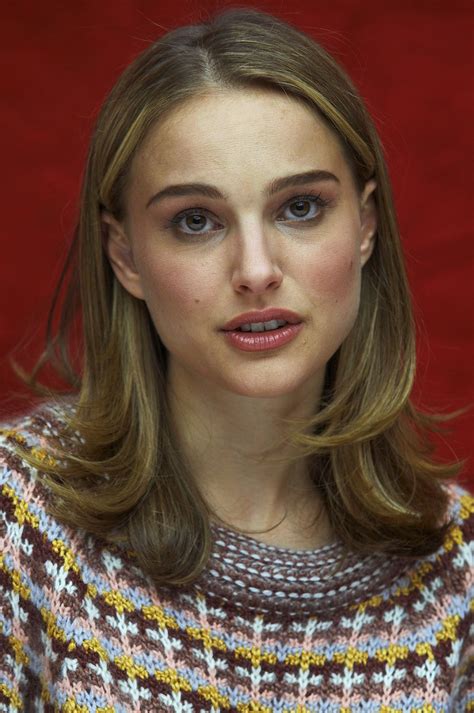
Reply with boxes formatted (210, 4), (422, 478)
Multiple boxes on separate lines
(145, 169), (340, 208)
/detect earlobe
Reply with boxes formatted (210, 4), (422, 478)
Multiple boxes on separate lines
(359, 179), (378, 266)
(101, 211), (146, 300)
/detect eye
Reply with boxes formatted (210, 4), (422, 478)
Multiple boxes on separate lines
(169, 209), (223, 236)
(278, 194), (328, 223)
(167, 192), (330, 238)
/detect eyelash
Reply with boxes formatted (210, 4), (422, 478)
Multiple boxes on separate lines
(167, 192), (331, 238)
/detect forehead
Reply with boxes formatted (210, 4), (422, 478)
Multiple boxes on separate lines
(130, 88), (353, 189)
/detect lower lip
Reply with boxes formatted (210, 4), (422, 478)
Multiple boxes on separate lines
(222, 323), (303, 352)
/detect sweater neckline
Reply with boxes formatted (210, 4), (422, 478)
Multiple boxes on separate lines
(210, 520), (344, 557)
(189, 520), (413, 618)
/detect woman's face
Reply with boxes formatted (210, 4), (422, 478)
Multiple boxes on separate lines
(104, 88), (376, 400)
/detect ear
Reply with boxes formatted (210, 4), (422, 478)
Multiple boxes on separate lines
(102, 211), (146, 300)
(358, 179), (377, 267)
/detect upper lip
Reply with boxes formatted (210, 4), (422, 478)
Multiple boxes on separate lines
(222, 308), (303, 331)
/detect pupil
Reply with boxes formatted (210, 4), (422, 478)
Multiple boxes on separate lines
(292, 200), (309, 217)
(186, 214), (205, 230)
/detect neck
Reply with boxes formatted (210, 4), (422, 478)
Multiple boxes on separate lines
(167, 362), (333, 549)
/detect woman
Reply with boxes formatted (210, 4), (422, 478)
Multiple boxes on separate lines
(0, 7), (472, 711)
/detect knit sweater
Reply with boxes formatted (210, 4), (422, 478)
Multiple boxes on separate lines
(0, 404), (472, 713)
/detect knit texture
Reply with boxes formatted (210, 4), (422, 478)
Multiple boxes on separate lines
(0, 403), (472, 712)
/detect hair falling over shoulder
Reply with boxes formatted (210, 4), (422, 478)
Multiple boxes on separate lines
(19, 7), (461, 587)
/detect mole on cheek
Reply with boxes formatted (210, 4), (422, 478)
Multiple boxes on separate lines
(194, 299), (200, 304)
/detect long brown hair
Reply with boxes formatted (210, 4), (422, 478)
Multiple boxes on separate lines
(20, 7), (459, 586)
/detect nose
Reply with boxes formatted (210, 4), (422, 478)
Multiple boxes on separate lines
(230, 221), (283, 295)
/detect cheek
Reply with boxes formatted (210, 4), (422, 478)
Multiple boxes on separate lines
(302, 240), (360, 305)
(135, 250), (213, 323)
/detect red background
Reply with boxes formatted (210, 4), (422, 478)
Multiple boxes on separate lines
(1, 1), (473, 489)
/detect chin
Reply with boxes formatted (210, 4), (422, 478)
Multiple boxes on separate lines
(221, 375), (315, 400)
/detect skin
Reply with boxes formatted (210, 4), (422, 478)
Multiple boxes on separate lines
(104, 87), (377, 549)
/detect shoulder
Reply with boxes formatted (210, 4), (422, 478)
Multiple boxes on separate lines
(433, 480), (473, 589)
(0, 399), (74, 455)
(413, 481), (473, 662)
(0, 402), (131, 705)
(436, 481), (474, 705)
(0, 399), (139, 589)
(0, 400), (80, 582)
(441, 480), (473, 554)
(0, 399), (72, 508)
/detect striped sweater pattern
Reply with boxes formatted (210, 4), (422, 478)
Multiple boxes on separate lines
(0, 405), (472, 712)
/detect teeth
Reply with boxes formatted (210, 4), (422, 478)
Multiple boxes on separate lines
(240, 319), (288, 332)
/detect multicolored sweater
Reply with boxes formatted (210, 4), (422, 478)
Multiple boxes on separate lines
(0, 404), (472, 712)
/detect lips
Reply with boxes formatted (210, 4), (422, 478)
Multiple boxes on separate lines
(222, 308), (303, 331)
